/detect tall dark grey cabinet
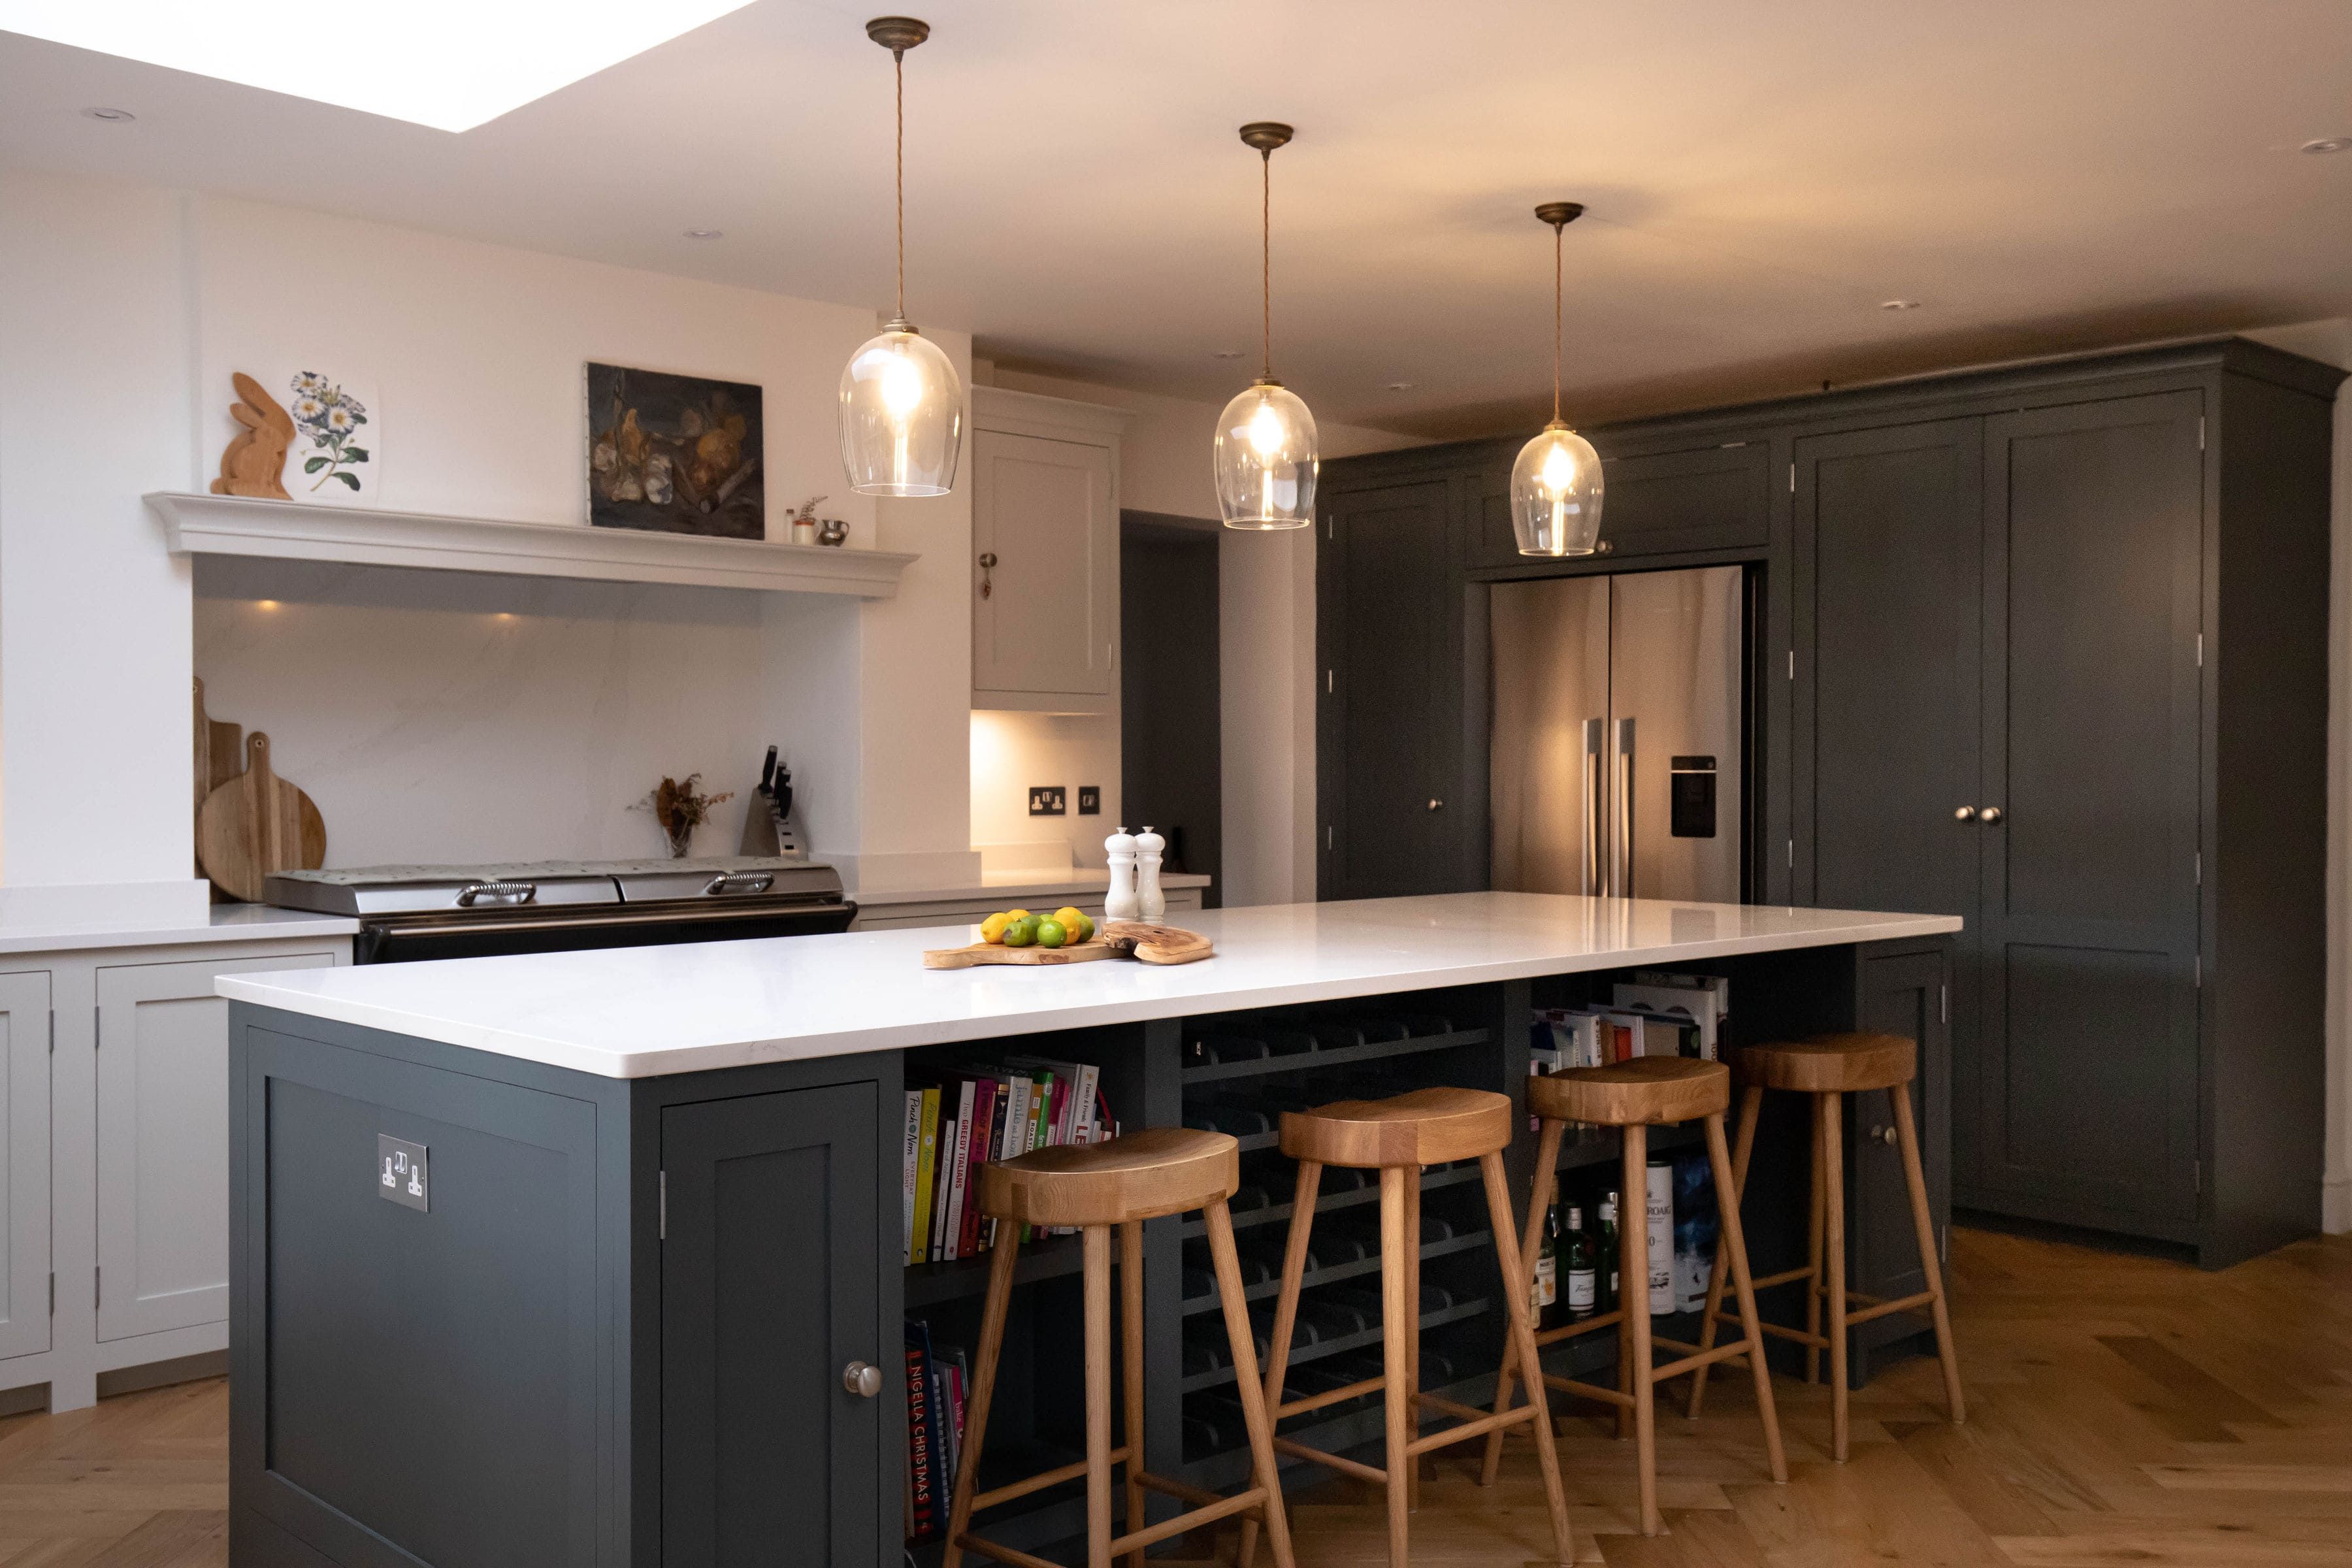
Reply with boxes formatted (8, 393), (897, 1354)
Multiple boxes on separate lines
(1320, 338), (2341, 1267)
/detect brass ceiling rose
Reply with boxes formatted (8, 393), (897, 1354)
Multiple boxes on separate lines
(1238, 122), (1295, 154)
(864, 16), (931, 52)
(1534, 201), (1586, 227)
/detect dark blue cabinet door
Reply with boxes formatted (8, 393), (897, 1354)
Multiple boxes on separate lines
(662, 1084), (882, 1567)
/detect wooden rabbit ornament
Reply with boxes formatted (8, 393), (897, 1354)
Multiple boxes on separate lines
(210, 372), (295, 499)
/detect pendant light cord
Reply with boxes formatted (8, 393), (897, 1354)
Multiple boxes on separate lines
(1551, 216), (1564, 424)
(894, 48), (907, 321)
(1260, 149), (1273, 382)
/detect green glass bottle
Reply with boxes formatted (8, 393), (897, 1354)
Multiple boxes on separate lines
(1563, 1203), (1597, 1320)
(1531, 1177), (1560, 1322)
(1597, 1190), (1622, 1313)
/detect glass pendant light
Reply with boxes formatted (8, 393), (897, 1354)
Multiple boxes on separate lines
(1215, 122), (1318, 531)
(1511, 202), (1605, 556)
(838, 16), (963, 498)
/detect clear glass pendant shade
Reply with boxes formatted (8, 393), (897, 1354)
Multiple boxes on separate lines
(839, 325), (963, 497)
(1510, 422), (1604, 556)
(1215, 380), (1318, 529)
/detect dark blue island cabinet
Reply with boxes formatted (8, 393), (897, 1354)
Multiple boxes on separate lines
(227, 931), (1948, 1568)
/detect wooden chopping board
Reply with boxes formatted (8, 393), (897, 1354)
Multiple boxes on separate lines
(196, 732), (325, 902)
(923, 921), (1214, 970)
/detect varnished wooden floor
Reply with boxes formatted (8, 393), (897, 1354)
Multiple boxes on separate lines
(0, 1228), (2342, 1565)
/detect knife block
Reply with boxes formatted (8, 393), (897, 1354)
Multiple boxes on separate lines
(737, 786), (808, 860)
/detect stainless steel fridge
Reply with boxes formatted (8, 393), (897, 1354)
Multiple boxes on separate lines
(1490, 566), (1744, 902)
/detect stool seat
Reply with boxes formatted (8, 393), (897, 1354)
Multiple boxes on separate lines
(1735, 1032), (1915, 1094)
(1279, 1086), (1512, 1168)
(979, 1127), (1238, 1228)
(1528, 1057), (1729, 1126)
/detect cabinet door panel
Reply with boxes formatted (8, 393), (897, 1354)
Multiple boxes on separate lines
(973, 429), (1115, 700)
(662, 1083), (881, 1568)
(1976, 393), (2204, 1223)
(0, 972), (50, 1362)
(1322, 480), (1459, 898)
(99, 952), (336, 1340)
(1470, 442), (1772, 566)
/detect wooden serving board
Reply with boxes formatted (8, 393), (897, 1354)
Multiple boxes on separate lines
(923, 921), (1215, 970)
(196, 732), (325, 903)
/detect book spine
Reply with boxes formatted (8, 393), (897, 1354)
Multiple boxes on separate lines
(909, 1088), (940, 1265)
(942, 1081), (977, 1261)
(901, 1090), (923, 1266)
(929, 1117), (956, 1263)
(904, 1339), (935, 1539)
(1075, 1062), (1101, 1143)
(959, 1082), (995, 1256)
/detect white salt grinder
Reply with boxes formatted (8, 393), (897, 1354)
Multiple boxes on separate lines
(1103, 826), (1141, 920)
(1134, 825), (1168, 921)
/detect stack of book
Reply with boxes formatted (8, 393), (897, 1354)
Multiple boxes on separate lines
(903, 1055), (1117, 1265)
(904, 1317), (966, 1543)
(1528, 973), (1731, 1117)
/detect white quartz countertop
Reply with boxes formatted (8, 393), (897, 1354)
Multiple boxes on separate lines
(0, 903), (359, 957)
(217, 892), (1959, 1080)
(853, 869), (1211, 907)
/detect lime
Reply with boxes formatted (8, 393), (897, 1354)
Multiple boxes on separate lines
(1002, 920), (1036, 948)
(1036, 919), (1067, 949)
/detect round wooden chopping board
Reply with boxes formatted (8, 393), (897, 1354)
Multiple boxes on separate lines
(196, 732), (325, 902)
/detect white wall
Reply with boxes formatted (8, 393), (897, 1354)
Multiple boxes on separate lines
(984, 365), (1418, 903)
(970, 710), (1118, 870)
(1, 166), (979, 898)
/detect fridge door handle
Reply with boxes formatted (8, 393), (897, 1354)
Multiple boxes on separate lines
(1580, 717), (1607, 897)
(1610, 717), (1637, 898)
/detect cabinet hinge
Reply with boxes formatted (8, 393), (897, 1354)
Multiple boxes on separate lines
(94, 1267), (101, 1310)
(1786, 649), (1795, 681)
(2198, 416), (2206, 452)
(2195, 851), (2201, 886)
(1940, 983), (1948, 1024)
(1326, 515), (1333, 540)
(1720, 440), (1746, 449)
(2196, 632), (2203, 668)
(1326, 668), (1333, 694)
(48, 1013), (54, 1054)
(1325, 825), (1335, 851)
(659, 1171), (667, 1241)
(93, 1005), (100, 1049)
(48, 1273), (54, 1316)
(1788, 463), (1796, 494)
(2195, 955), (2202, 988)
(2193, 1159), (2202, 1195)
(1786, 838), (1794, 869)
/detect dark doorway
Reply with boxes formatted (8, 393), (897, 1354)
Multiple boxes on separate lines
(1120, 512), (1222, 908)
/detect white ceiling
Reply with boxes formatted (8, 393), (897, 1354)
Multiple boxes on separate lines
(5, 0), (2350, 437)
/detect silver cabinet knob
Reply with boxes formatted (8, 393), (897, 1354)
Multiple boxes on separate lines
(1868, 1124), (1897, 1146)
(1978, 806), (2003, 825)
(843, 1362), (883, 1398)
(1427, 798), (1444, 811)
(1953, 806), (1977, 822)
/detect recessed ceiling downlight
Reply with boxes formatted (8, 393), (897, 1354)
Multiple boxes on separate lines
(2, 1), (761, 132)
(1881, 299), (1921, 311)
(79, 106), (136, 121)
(2303, 137), (2352, 155)
(684, 227), (723, 240)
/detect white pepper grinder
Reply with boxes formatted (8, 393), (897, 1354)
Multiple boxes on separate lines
(1134, 825), (1168, 921)
(1103, 826), (1141, 920)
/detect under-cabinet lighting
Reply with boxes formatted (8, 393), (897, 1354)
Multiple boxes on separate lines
(0, 1), (759, 132)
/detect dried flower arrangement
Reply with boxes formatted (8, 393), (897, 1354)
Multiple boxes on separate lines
(635, 774), (736, 858)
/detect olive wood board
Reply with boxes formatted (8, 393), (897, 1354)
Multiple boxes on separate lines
(923, 920), (1214, 970)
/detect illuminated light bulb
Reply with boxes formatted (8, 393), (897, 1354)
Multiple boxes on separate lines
(1539, 440), (1577, 496)
(1248, 398), (1285, 457)
(881, 351), (924, 421)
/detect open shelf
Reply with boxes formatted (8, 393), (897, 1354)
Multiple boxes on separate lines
(1554, 1119), (1705, 1172)
(148, 490), (915, 599)
(1181, 1228), (1494, 1317)
(1181, 1297), (1491, 1395)
(1181, 1161), (1484, 1241)
(905, 1232), (1085, 1309)
(1181, 1026), (1494, 1085)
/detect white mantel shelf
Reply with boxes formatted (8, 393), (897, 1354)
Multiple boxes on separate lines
(146, 491), (917, 599)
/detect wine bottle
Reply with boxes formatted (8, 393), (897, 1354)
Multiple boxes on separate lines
(1597, 1190), (1621, 1313)
(1532, 1177), (1560, 1321)
(1563, 1203), (1597, 1320)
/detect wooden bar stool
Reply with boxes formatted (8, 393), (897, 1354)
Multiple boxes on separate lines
(1236, 1088), (1575, 1568)
(1686, 1032), (1964, 1462)
(943, 1127), (1295, 1568)
(1478, 1058), (1786, 1537)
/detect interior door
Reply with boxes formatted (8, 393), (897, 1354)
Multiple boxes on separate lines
(99, 951), (336, 1340)
(0, 972), (49, 1363)
(1321, 480), (1460, 899)
(662, 1083), (883, 1568)
(972, 429), (1116, 700)
(1610, 566), (1744, 902)
(1489, 576), (1610, 894)
(1973, 392), (2205, 1224)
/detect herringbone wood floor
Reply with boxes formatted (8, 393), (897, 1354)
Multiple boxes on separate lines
(0, 1228), (2342, 1565)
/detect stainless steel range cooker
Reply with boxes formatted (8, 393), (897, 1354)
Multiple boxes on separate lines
(264, 857), (856, 964)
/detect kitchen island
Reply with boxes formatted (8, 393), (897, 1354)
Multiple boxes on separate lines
(221, 893), (1957, 1568)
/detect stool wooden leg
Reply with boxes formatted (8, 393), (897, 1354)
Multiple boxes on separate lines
(1820, 1092), (1850, 1463)
(1805, 1096), (1826, 1387)
(1479, 1116), (1562, 1486)
(1084, 1225), (1115, 1568)
(943, 1233), (1020, 1568)
(1403, 1162), (1422, 1511)
(1480, 1152), (1575, 1565)
(1688, 1085), (1764, 1419)
(1119, 1220), (1147, 1568)
(1891, 1082), (1965, 1424)
(1703, 1111), (1787, 1483)
(1379, 1167), (1413, 1568)
(1206, 1198), (1298, 1568)
(1622, 1123), (1659, 1535)
(1237, 1159), (1320, 1568)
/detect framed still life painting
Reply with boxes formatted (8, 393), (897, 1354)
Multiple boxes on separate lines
(586, 362), (765, 539)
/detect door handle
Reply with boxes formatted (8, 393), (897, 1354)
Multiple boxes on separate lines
(1426, 798), (1444, 811)
(1581, 717), (1606, 898)
(1610, 717), (1636, 898)
(1978, 806), (2003, 825)
(977, 552), (998, 600)
(843, 1361), (883, 1398)
(1953, 806), (1978, 822)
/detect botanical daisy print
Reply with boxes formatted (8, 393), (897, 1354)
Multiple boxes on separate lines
(287, 372), (376, 499)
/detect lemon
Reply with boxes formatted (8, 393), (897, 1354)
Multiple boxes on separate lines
(1005, 908), (1032, 921)
(1002, 919), (1037, 948)
(1066, 911), (1096, 943)
(1053, 906), (1087, 933)
(979, 911), (1013, 945)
